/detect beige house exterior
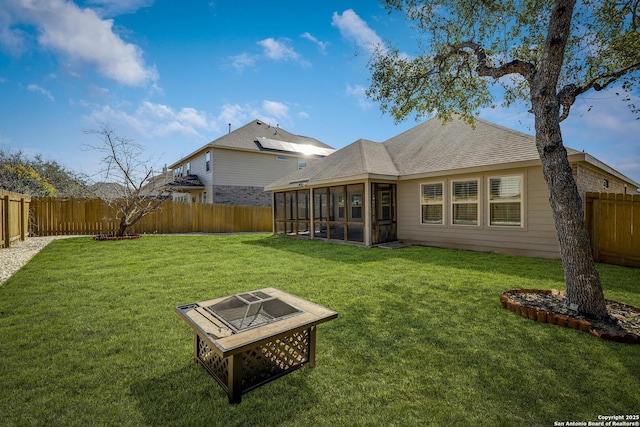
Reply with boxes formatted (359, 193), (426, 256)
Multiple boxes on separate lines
(168, 120), (335, 206)
(265, 117), (639, 259)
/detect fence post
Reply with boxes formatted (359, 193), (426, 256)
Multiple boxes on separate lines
(591, 195), (600, 263)
(3, 195), (9, 248)
(20, 198), (26, 241)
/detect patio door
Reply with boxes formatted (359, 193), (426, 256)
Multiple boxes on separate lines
(371, 183), (397, 245)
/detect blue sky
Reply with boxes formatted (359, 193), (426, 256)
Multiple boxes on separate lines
(1, 0), (639, 183)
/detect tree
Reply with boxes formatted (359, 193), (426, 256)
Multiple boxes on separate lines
(86, 126), (171, 237)
(367, 0), (640, 319)
(0, 149), (90, 197)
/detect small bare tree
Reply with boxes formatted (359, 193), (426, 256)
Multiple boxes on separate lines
(86, 125), (171, 237)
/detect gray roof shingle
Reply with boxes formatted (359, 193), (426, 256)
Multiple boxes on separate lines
(211, 120), (333, 152)
(266, 116), (583, 190)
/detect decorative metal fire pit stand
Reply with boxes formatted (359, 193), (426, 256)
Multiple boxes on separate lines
(174, 287), (338, 404)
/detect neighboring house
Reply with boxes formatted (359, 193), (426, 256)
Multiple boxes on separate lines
(168, 120), (335, 206)
(265, 116), (639, 259)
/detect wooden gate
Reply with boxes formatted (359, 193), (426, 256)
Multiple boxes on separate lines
(585, 192), (640, 268)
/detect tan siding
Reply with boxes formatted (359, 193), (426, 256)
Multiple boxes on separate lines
(213, 149), (318, 187)
(397, 166), (561, 258)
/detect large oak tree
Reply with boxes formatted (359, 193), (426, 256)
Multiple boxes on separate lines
(367, 0), (640, 318)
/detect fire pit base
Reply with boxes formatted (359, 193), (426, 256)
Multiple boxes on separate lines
(175, 288), (337, 404)
(194, 326), (314, 403)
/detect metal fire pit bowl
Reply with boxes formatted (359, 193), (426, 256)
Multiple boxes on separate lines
(174, 288), (338, 404)
(205, 291), (303, 332)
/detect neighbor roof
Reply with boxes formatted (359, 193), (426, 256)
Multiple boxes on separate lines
(169, 120), (335, 168)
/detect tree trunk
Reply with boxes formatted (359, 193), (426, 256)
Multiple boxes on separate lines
(529, 0), (608, 319)
(533, 111), (608, 319)
(117, 216), (128, 237)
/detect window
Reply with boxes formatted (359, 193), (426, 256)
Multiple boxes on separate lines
(452, 179), (479, 225)
(489, 175), (522, 227)
(347, 184), (364, 221)
(298, 158), (307, 169)
(186, 161), (191, 175)
(276, 156), (289, 161)
(421, 182), (444, 224)
(205, 151), (211, 172)
(379, 190), (392, 220)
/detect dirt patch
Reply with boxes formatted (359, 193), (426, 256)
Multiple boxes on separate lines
(501, 289), (640, 344)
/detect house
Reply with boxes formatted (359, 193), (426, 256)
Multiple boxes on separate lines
(265, 116), (639, 259)
(168, 120), (335, 206)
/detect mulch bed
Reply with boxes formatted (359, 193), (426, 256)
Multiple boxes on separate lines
(93, 234), (142, 241)
(501, 289), (640, 344)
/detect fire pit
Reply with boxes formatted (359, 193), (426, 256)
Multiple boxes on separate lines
(174, 288), (338, 403)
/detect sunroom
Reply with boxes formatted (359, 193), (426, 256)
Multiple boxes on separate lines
(272, 181), (398, 246)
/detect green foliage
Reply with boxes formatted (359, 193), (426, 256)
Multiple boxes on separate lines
(0, 149), (90, 197)
(1, 235), (639, 425)
(368, 0), (640, 122)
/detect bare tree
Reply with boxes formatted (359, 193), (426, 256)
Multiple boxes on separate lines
(367, 0), (640, 319)
(86, 126), (171, 237)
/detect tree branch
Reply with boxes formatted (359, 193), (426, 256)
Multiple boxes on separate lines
(557, 61), (640, 121)
(441, 41), (536, 83)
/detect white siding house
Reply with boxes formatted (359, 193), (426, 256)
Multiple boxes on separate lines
(168, 120), (335, 206)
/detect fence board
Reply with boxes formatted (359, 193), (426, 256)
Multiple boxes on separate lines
(0, 190), (31, 248)
(29, 198), (271, 236)
(586, 192), (640, 268)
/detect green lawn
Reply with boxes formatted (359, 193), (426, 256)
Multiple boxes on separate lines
(1, 234), (638, 426)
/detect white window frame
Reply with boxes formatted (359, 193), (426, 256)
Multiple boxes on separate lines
(487, 174), (524, 228)
(420, 181), (445, 225)
(205, 151), (211, 172)
(451, 178), (480, 226)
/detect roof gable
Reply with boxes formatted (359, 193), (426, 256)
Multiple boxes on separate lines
(212, 120), (333, 152)
(170, 120), (334, 168)
(383, 117), (564, 175)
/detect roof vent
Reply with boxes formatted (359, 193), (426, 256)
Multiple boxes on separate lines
(256, 120), (262, 125)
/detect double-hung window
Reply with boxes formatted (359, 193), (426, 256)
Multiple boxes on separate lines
(488, 175), (522, 227)
(452, 179), (479, 225)
(421, 182), (444, 224)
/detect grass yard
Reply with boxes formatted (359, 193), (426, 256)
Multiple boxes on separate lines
(1, 234), (639, 426)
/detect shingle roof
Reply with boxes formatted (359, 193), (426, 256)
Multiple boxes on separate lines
(383, 116), (579, 176)
(169, 120), (334, 168)
(210, 120), (333, 152)
(266, 116), (583, 190)
(266, 139), (399, 188)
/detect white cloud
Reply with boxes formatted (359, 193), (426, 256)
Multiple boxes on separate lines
(83, 0), (154, 17)
(297, 111), (310, 119)
(332, 9), (387, 56)
(86, 102), (218, 139)
(84, 98), (303, 142)
(346, 83), (372, 109)
(262, 100), (289, 119)
(258, 38), (300, 61)
(218, 104), (249, 127)
(228, 37), (310, 71)
(2, 0), (157, 87)
(27, 83), (54, 101)
(230, 53), (256, 71)
(301, 32), (328, 53)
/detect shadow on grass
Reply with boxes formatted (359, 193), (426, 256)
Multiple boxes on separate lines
(130, 362), (318, 426)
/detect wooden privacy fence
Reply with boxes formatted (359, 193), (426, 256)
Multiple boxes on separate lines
(586, 192), (640, 268)
(29, 198), (272, 236)
(0, 189), (31, 248)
